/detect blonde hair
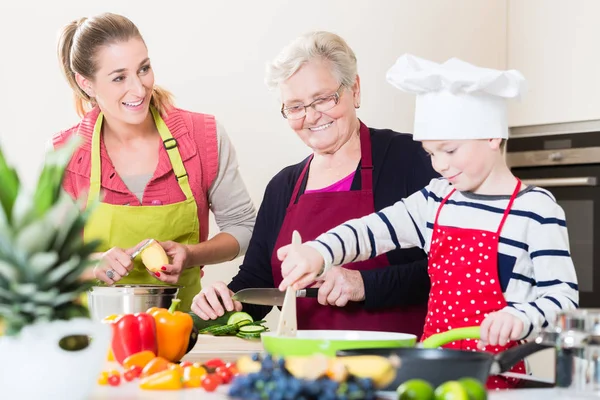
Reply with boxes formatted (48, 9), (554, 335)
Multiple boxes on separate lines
(57, 13), (174, 118)
(265, 31), (358, 91)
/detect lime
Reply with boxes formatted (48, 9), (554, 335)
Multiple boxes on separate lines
(433, 381), (470, 400)
(458, 377), (487, 400)
(396, 379), (434, 400)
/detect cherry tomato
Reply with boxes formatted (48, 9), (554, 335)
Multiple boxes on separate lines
(201, 375), (219, 392)
(225, 362), (238, 375)
(107, 374), (121, 386)
(130, 365), (143, 378)
(216, 369), (232, 384)
(204, 358), (225, 369)
(209, 372), (223, 386)
(123, 365), (142, 382)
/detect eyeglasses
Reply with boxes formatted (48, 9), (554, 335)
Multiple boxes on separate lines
(280, 85), (344, 120)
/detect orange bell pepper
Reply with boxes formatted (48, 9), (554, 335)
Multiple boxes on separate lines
(140, 357), (171, 378)
(123, 350), (156, 370)
(147, 298), (193, 362)
(139, 369), (183, 390)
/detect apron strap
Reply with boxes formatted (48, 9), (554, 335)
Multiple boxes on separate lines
(496, 179), (522, 235)
(151, 107), (194, 200)
(87, 113), (104, 209)
(358, 121), (373, 191)
(434, 188), (456, 225)
(288, 155), (313, 208)
(86, 107), (194, 209)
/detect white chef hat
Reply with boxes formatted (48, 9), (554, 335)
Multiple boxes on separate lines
(386, 54), (526, 141)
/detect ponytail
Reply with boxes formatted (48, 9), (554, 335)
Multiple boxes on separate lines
(57, 18), (96, 117)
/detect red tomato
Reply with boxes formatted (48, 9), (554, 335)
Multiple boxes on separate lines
(130, 365), (143, 378)
(204, 358), (225, 369)
(123, 365), (142, 382)
(210, 372), (223, 385)
(216, 369), (232, 384)
(107, 374), (121, 386)
(201, 375), (219, 392)
(226, 364), (239, 376)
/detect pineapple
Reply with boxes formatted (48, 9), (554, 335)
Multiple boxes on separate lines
(0, 136), (99, 337)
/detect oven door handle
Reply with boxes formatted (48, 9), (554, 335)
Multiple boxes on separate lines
(521, 177), (598, 187)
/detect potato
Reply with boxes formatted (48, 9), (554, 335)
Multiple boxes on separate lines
(140, 241), (169, 272)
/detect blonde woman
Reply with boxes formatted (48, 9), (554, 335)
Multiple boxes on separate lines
(52, 13), (256, 311)
(192, 32), (438, 334)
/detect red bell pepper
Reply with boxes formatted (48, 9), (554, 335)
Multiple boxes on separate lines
(111, 313), (158, 365)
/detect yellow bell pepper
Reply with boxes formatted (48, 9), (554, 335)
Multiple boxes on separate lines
(139, 369), (183, 390)
(182, 364), (207, 388)
(147, 299), (193, 362)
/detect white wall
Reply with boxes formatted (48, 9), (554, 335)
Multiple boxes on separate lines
(508, 0), (600, 126)
(0, 0), (507, 321)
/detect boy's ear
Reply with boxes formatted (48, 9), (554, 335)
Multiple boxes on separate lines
(488, 138), (503, 150)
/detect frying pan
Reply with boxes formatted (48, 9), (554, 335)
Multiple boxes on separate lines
(337, 330), (553, 390)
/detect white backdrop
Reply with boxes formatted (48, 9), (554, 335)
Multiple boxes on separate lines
(0, 0), (507, 320)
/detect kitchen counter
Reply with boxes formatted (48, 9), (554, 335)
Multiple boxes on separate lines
(90, 386), (600, 399)
(91, 336), (600, 399)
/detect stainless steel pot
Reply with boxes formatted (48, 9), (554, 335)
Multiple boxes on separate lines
(87, 284), (180, 322)
(537, 309), (600, 393)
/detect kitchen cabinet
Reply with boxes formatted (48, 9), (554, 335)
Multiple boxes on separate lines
(508, 0), (600, 127)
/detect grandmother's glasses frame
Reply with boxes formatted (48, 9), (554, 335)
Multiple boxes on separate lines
(280, 85), (344, 120)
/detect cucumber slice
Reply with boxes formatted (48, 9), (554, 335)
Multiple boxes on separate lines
(236, 332), (262, 340)
(238, 325), (266, 334)
(235, 320), (253, 328)
(210, 323), (241, 336)
(227, 311), (253, 326)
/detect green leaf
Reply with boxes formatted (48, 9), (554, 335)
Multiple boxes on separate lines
(44, 257), (80, 286)
(32, 135), (81, 217)
(14, 217), (57, 255)
(12, 283), (36, 297)
(0, 260), (18, 282)
(0, 146), (20, 223)
(27, 251), (59, 277)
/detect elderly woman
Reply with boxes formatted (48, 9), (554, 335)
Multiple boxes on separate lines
(191, 32), (438, 334)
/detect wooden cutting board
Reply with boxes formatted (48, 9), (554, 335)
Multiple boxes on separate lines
(182, 334), (264, 364)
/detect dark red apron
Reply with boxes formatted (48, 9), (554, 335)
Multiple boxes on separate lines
(421, 179), (526, 389)
(271, 122), (427, 335)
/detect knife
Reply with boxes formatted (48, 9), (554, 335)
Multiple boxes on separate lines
(232, 288), (319, 306)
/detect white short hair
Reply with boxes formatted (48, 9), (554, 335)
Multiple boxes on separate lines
(265, 31), (358, 91)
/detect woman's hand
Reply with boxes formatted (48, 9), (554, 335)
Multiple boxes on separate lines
(478, 311), (524, 349)
(277, 243), (325, 291)
(191, 281), (243, 320)
(93, 242), (144, 284)
(151, 240), (190, 284)
(313, 267), (365, 307)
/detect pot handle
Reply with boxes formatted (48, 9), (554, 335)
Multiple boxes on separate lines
(491, 341), (554, 375)
(421, 326), (481, 348)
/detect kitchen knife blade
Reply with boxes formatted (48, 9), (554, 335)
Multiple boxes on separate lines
(232, 287), (318, 306)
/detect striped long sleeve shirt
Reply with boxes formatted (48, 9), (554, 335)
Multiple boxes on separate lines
(308, 178), (579, 339)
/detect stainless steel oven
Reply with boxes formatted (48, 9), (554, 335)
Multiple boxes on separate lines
(507, 120), (600, 308)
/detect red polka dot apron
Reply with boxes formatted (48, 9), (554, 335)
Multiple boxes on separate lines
(421, 179), (525, 389)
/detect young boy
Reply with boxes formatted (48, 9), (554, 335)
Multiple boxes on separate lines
(277, 54), (579, 389)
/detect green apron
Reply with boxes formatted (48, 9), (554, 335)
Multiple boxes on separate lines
(83, 108), (201, 311)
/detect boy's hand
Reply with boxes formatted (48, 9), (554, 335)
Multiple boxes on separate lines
(277, 243), (325, 291)
(478, 311), (524, 350)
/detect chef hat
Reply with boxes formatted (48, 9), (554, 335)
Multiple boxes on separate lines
(386, 54), (526, 141)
